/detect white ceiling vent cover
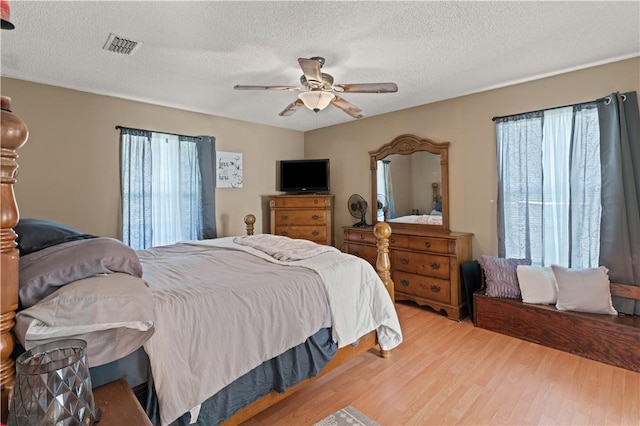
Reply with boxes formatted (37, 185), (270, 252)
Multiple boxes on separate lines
(103, 33), (143, 55)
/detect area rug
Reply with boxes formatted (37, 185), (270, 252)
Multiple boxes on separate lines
(313, 406), (380, 426)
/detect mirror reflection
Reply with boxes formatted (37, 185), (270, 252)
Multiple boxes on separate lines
(370, 134), (450, 232)
(376, 152), (442, 225)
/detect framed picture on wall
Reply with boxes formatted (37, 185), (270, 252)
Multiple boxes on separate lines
(216, 151), (243, 188)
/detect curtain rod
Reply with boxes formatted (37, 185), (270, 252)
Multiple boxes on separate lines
(115, 125), (204, 139)
(491, 94), (620, 122)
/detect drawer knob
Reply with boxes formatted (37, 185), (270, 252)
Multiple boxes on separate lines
(359, 234), (365, 240)
(312, 230), (319, 236)
(424, 241), (432, 248)
(314, 199), (319, 204)
(282, 200), (287, 206)
(389, 237), (395, 243)
(400, 279), (410, 286)
(353, 250), (360, 257)
(400, 257), (410, 265)
(430, 284), (441, 293)
(311, 214), (320, 220)
(430, 262), (441, 269)
(280, 214), (289, 220)
(281, 230), (289, 236)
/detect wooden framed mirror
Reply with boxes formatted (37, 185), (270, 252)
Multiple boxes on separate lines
(370, 134), (450, 233)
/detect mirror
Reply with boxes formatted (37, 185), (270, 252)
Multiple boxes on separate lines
(370, 134), (450, 232)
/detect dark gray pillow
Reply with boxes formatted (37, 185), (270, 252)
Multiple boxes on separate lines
(15, 218), (97, 256)
(480, 255), (531, 299)
(19, 237), (143, 308)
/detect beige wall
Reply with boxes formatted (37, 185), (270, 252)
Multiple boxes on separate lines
(305, 58), (640, 259)
(3, 58), (638, 257)
(1, 78), (304, 238)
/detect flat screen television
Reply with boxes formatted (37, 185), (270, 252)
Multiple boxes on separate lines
(279, 159), (330, 193)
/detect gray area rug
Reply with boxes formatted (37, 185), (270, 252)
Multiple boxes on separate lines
(313, 406), (380, 426)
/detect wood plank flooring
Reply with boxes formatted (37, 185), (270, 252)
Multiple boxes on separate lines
(243, 301), (640, 425)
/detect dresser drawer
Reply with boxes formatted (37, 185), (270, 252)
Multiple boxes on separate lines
(408, 236), (450, 254)
(274, 209), (326, 226)
(344, 229), (376, 245)
(393, 271), (451, 304)
(392, 250), (450, 280)
(274, 225), (326, 242)
(344, 229), (408, 248)
(388, 234), (409, 249)
(271, 196), (330, 208)
(346, 243), (377, 267)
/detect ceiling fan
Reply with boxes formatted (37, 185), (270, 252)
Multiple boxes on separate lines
(233, 56), (398, 119)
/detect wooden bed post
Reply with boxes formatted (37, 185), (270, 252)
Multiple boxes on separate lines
(373, 222), (394, 303)
(244, 214), (255, 236)
(0, 96), (29, 422)
(373, 222), (394, 359)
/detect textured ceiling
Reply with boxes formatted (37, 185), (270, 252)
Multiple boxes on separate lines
(1, 1), (639, 132)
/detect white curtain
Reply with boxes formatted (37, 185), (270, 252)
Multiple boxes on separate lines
(149, 133), (201, 247)
(570, 106), (602, 267)
(541, 107), (572, 266)
(496, 105), (601, 268)
(121, 128), (215, 249)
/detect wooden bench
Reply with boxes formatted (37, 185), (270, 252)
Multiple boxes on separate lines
(474, 283), (640, 372)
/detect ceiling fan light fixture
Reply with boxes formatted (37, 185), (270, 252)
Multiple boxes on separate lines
(298, 91), (335, 112)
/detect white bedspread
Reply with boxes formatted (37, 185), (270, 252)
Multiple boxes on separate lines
(140, 237), (402, 426)
(208, 237), (402, 350)
(389, 214), (443, 225)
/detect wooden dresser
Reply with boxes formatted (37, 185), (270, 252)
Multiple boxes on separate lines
(344, 226), (472, 320)
(269, 194), (334, 245)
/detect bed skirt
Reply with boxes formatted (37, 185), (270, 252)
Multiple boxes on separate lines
(87, 327), (337, 425)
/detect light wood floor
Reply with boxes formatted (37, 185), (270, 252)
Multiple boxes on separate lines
(243, 301), (640, 425)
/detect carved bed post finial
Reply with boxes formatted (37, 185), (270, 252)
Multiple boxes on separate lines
(1, 95), (29, 422)
(244, 214), (256, 236)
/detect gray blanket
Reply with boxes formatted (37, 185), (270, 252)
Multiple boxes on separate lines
(138, 243), (331, 426)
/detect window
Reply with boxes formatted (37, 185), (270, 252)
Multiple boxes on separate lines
(120, 128), (216, 249)
(377, 160), (395, 220)
(497, 91), (640, 315)
(496, 105), (601, 268)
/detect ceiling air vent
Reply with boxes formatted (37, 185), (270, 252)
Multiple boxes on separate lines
(103, 33), (142, 55)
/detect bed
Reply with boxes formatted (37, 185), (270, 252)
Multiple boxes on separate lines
(389, 214), (442, 225)
(8, 216), (402, 425)
(2, 210), (401, 425)
(385, 181), (443, 225)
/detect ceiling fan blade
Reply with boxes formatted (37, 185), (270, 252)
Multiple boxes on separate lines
(333, 82), (398, 93)
(278, 98), (304, 116)
(331, 96), (364, 119)
(234, 85), (301, 91)
(298, 58), (322, 83)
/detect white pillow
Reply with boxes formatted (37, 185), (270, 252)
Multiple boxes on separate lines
(551, 265), (617, 315)
(516, 265), (557, 304)
(15, 272), (155, 367)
